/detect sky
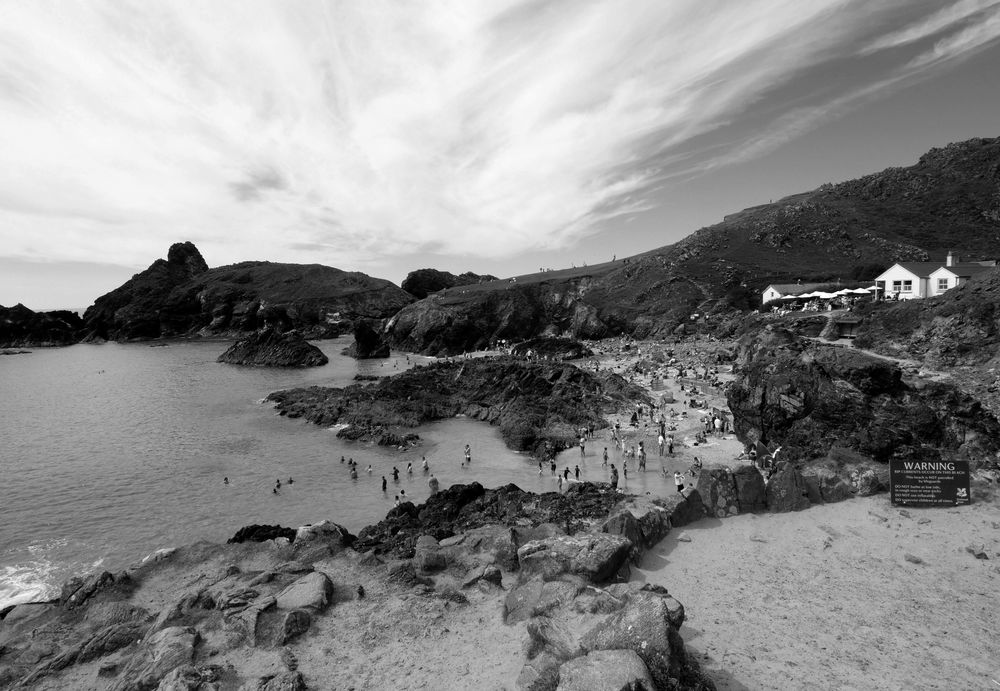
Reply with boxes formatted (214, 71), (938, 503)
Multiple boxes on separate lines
(2, 0), (1000, 309)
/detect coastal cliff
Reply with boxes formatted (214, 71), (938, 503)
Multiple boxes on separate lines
(82, 243), (414, 342)
(0, 304), (82, 348)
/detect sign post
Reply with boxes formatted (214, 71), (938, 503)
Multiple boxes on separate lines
(889, 460), (971, 507)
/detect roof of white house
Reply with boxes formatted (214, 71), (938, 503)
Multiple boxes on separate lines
(893, 262), (944, 278)
(931, 262), (996, 278)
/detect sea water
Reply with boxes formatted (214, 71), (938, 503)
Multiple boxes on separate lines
(0, 337), (571, 609)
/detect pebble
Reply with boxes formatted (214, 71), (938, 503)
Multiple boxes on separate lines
(904, 553), (925, 565)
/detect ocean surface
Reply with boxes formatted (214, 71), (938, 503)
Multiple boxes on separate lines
(0, 337), (664, 610)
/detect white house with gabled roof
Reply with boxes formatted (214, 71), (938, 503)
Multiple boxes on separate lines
(873, 252), (995, 299)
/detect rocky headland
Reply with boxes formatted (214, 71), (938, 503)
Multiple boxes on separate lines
(341, 319), (390, 359)
(80, 242), (414, 342)
(400, 268), (499, 299)
(216, 329), (329, 368)
(0, 304), (83, 348)
(265, 356), (648, 455)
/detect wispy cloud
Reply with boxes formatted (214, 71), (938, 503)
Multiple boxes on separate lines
(0, 0), (997, 272)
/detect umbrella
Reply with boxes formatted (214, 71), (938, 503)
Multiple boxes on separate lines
(849, 287), (871, 294)
(865, 285), (882, 292)
(813, 291), (837, 299)
(797, 291), (822, 298)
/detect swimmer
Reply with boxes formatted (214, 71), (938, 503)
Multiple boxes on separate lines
(288, 477), (293, 484)
(223, 477), (229, 485)
(407, 462), (413, 475)
(341, 456), (346, 463)
(350, 467), (358, 479)
(422, 456), (429, 472)
(367, 465), (373, 474)
(275, 479), (281, 488)
(272, 487), (278, 494)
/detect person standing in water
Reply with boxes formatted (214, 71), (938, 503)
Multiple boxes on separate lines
(381, 476), (387, 492)
(464, 444), (472, 465)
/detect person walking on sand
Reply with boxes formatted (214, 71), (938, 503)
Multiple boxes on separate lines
(407, 462), (413, 475)
(579, 435), (586, 456)
(674, 471), (686, 495)
(422, 456), (429, 472)
(658, 433), (665, 457)
(602, 447), (609, 466)
(610, 464), (619, 491)
(574, 465), (580, 480)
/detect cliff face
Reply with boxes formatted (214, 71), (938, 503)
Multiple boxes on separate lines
(726, 327), (1000, 466)
(388, 137), (1000, 354)
(0, 304), (83, 348)
(82, 243), (414, 341)
(82, 242), (208, 341)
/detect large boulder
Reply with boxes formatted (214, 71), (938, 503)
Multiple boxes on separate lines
(217, 328), (328, 367)
(556, 649), (656, 691)
(727, 331), (1000, 465)
(107, 626), (198, 691)
(0, 304), (83, 348)
(655, 490), (707, 527)
(695, 466), (739, 518)
(228, 524), (296, 544)
(517, 534), (632, 584)
(765, 465), (811, 512)
(343, 319), (390, 359)
(732, 465), (767, 512)
(802, 467), (854, 503)
(274, 572), (334, 611)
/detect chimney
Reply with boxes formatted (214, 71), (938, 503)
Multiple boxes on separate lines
(946, 251), (956, 267)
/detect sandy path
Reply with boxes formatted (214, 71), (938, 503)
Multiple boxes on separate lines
(636, 494), (1000, 690)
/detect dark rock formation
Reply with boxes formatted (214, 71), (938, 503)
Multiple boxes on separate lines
(0, 304), (83, 347)
(82, 241), (209, 341)
(727, 327), (1000, 467)
(82, 242), (413, 341)
(228, 524), (297, 544)
(267, 356), (646, 455)
(342, 319), (390, 358)
(511, 336), (593, 360)
(217, 329), (328, 367)
(401, 268), (498, 299)
(354, 482), (623, 557)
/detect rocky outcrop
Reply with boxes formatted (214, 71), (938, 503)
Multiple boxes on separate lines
(267, 357), (647, 455)
(401, 268), (498, 299)
(82, 242), (413, 342)
(511, 337), (593, 360)
(342, 319), (390, 359)
(0, 304), (83, 348)
(216, 329), (328, 367)
(82, 242), (209, 341)
(727, 327), (1000, 467)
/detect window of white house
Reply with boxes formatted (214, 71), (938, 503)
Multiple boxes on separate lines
(876, 280), (886, 290)
(937, 278), (949, 291)
(902, 280), (912, 292)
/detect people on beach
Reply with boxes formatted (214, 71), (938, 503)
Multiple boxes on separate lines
(422, 457), (429, 472)
(428, 475), (439, 495)
(407, 462), (413, 475)
(610, 464), (619, 491)
(350, 467), (358, 480)
(381, 476), (387, 492)
(602, 448), (608, 466)
(392, 466), (399, 481)
(574, 465), (580, 480)
(464, 444), (472, 465)
(579, 435), (586, 456)
(674, 471), (685, 495)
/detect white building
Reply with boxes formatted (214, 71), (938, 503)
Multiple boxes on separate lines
(761, 282), (844, 305)
(873, 252), (995, 300)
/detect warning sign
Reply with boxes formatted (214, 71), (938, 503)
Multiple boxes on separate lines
(890, 460), (971, 507)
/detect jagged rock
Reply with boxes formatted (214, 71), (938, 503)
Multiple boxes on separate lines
(504, 578), (546, 624)
(517, 534), (632, 584)
(655, 490), (707, 527)
(257, 670), (307, 691)
(556, 649), (656, 691)
(853, 467), (884, 496)
(803, 467), (853, 503)
(107, 626), (198, 691)
(294, 521), (355, 547)
(275, 572), (333, 611)
(511, 337), (593, 361)
(342, 319), (390, 359)
(156, 664), (225, 690)
(77, 620), (149, 663)
(217, 329), (328, 367)
(728, 330), (1000, 464)
(414, 535), (448, 574)
(732, 465), (767, 512)
(228, 525), (296, 544)
(579, 596), (687, 691)
(695, 466), (740, 518)
(59, 571), (131, 609)
(765, 466), (811, 512)
(280, 610), (312, 645)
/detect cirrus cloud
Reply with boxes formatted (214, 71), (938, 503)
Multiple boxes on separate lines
(0, 0), (998, 272)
